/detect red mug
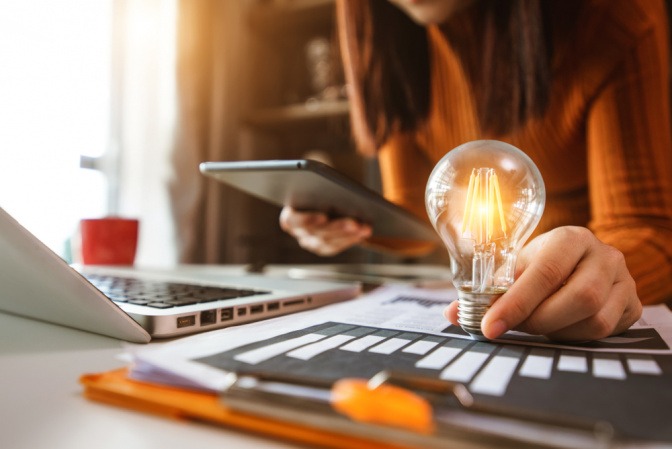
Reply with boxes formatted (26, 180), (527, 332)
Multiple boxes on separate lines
(80, 217), (139, 265)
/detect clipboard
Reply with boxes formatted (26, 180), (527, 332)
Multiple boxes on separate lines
(80, 368), (614, 449)
(80, 368), (390, 449)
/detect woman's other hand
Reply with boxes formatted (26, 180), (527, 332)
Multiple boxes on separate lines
(445, 226), (642, 341)
(279, 206), (372, 256)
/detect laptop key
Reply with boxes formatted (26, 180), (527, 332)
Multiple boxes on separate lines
(165, 298), (199, 306)
(87, 275), (276, 310)
(195, 291), (243, 301)
(146, 302), (175, 309)
(240, 289), (271, 296)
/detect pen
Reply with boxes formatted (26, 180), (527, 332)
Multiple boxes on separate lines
(220, 369), (616, 449)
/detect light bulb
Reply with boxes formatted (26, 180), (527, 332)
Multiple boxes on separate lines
(425, 140), (545, 340)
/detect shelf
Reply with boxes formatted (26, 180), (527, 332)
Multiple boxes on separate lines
(256, 0), (334, 14)
(244, 100), (349, 127)
(249, 0), (335, 34)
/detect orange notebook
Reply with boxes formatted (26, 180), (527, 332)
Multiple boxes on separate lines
(80, 368), (422, 449)
(81, 367), (613, 449)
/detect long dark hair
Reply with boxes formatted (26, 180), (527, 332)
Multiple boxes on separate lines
(337, 0), (556, 155)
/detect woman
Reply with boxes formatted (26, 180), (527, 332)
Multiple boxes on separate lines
(281, 0), (672, 341)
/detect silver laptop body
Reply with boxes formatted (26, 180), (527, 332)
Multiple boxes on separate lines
(0, 207), (360, 343)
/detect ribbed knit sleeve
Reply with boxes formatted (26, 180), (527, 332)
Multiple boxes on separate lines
(583, 0), (672, 304)
(377, 0), (672, 304)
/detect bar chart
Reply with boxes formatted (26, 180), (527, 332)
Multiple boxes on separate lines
(196, 321), (672, 441)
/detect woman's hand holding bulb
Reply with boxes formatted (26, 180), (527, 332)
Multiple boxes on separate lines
(444, 226), (642, 341)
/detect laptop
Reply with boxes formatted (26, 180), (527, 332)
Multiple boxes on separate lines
(0, 206), (360, 343)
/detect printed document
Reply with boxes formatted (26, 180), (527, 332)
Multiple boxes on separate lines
(125, 285), (672, 443)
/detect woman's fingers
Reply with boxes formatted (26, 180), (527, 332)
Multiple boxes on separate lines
(444, 300), (459, 325)
(296, 222), (371, 256)
(279, 206), (328, 234)
(466, 226), (640, 341)
(279, 207), (371, 256)
(518, 245), (638, 339)
(481, 227), (591, 339)
(544, 279), (640, 341)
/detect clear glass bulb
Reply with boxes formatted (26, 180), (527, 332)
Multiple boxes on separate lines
(425, 140), (546, 340)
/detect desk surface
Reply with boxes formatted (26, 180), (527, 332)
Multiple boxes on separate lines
(4, 264), (669, 449)
(0, 264), (340, 449)
(0, 311), (307, 449)
(2, 263), (443, 449)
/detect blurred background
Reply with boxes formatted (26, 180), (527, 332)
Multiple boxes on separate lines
(0, 0), (395, 269)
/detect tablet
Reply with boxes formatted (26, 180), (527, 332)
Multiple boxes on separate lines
(199, 159), (439, 242)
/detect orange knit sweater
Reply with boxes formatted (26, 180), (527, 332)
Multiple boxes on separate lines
(377, 0), (672, 304)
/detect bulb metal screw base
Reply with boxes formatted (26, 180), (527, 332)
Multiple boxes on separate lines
(457, 289), (503, 341)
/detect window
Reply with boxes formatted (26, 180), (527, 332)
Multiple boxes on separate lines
(0, 0), (111, 257)
(0, 0), (177, 266)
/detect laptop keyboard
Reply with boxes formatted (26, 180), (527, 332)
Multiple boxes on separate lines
(85, 274), (271, 309)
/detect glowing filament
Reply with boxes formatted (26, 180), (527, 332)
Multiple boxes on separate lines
(461, 168), (507, 244)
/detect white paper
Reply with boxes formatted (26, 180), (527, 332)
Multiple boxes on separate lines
(127, 285), (672, 392)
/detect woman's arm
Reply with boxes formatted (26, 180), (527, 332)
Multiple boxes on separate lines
(376, 132), (435, 222)
(586, 0), (672, 305)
